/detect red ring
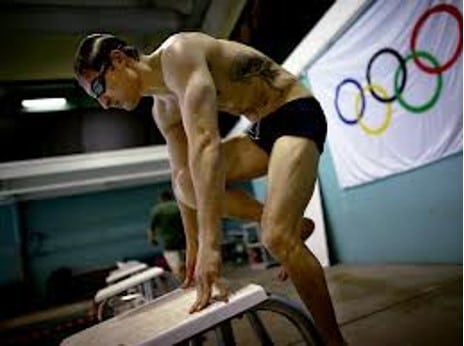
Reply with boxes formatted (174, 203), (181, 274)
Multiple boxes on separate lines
(410, 4), (462, 74)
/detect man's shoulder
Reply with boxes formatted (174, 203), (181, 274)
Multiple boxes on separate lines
(160, 32), (218, 90)
(161, 32), (215, 53)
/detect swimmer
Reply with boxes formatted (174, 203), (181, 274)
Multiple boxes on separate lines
(74, 32), (345, 345)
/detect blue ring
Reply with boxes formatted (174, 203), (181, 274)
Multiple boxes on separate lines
(335, 78), (365, 125)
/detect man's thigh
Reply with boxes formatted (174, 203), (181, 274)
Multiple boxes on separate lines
(222, 134), (269, 182)
(263, 136), (319, 233)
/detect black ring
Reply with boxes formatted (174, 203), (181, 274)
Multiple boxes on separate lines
(366, 48), (407, 103)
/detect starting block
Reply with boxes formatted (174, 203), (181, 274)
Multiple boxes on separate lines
(96, 267), (165, 304)
(63, 284), (323, 345)
(95, 266), (178, 321)
(106, 261), (148, 285)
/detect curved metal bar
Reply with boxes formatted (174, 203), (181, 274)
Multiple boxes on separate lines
(251, 294), (324, 346)
(245, 310), (274, 345)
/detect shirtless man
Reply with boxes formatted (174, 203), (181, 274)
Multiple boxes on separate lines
(74, 32), (345, 345)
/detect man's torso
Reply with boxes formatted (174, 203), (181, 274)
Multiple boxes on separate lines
(153, 32), (311, 131)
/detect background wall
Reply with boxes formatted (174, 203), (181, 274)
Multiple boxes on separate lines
(319, 149), (462, 263)
(0, 203), (22, 285)
(0, 182), (171, 314)
(22, 184), (168, 296)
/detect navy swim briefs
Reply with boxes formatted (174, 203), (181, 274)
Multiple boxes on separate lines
(247, 97), (327, 155)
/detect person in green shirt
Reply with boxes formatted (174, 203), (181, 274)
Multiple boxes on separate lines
(148, 190), (186, 281)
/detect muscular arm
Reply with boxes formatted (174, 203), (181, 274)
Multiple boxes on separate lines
(152, 99), (199, 252)
(163, 38), (224, 251)
(159, 35), (229, 312)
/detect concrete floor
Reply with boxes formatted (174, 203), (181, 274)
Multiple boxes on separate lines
(1, 264), (461, 345)
(221, 264), (462, 346)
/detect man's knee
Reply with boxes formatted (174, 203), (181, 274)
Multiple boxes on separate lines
(173, 168), (196, 209)
(260, 216), (298, 260)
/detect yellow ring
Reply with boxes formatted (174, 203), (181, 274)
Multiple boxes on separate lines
(355, 84), (393, 136)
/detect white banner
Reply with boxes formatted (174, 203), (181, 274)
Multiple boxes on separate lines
(306, 0), (462, 188)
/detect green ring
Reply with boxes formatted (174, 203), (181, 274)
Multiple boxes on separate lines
(394, 50), (443, 113)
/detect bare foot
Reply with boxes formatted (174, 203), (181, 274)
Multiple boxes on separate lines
(277, 218), (315, 281)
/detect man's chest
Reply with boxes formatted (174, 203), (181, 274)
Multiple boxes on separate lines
(153, 95), (183, 131)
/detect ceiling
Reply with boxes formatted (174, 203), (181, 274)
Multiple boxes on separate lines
(0, 0), (248, 81)
(0, 0), (335, 162)
(0, 0), (335, 81)
(0, 0), (206, 35)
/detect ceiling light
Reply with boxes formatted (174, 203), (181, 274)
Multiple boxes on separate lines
(21, 98), (69, 112)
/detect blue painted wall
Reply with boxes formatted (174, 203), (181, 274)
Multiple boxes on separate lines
(1, 183), (172, 300)
(0, 203), (22, 285)
(318, 149), (462, 264)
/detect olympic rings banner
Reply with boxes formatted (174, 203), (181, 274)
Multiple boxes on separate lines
(306, 0), (462, 188)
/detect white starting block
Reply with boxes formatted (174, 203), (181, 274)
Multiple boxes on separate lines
(95, 266), (176, 321)
(63, 284), (323, 346)
(96, 267), (165, 304)
(106, 261), (148, 285)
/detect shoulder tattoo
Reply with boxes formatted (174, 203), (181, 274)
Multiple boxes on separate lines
(229, 53), (284, 92)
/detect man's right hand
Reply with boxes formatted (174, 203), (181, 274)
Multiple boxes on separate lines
(182, 240), (198, 288)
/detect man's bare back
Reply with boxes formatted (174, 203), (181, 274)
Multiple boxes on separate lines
(153, 32), (311, 128)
